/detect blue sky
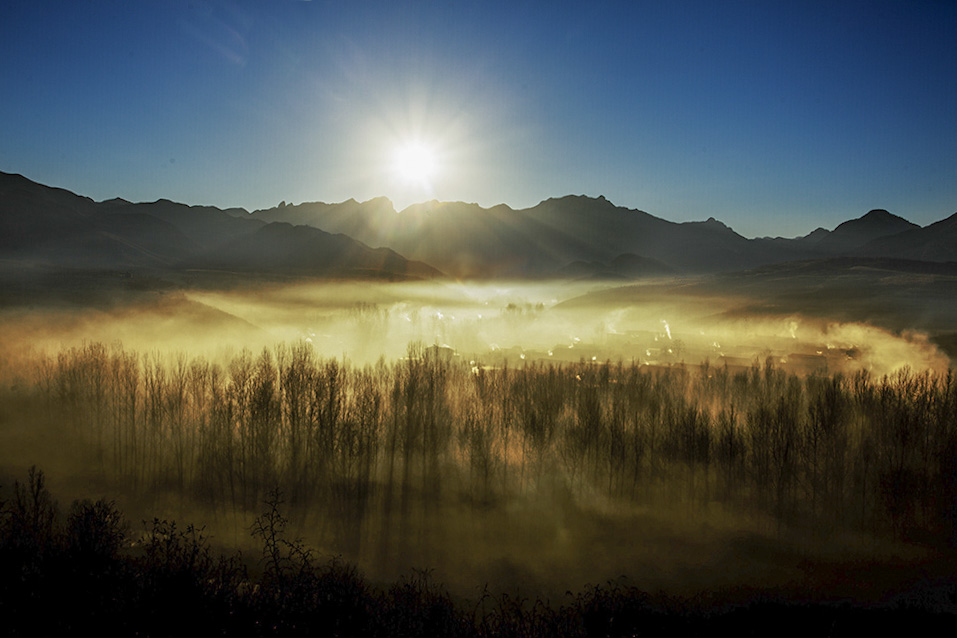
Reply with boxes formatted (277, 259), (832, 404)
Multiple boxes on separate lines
(2, 0), (956, 238)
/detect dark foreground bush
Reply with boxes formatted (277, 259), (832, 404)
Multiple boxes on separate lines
(1, 467), (954, 636)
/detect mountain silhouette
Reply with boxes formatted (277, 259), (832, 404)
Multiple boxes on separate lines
(3, 170), (955, 283)
(860, 211), (957, 262)
(800, 209), (920, 254)
(0, 171), (195, 268)
(251, 194), (825, 277)
(198, 222), (441, 279)
(0, 171), (439, 281)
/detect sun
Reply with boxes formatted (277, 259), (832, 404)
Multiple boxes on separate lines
(392, 141), (438, 186)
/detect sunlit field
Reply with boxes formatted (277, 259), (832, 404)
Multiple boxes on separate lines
(2, 278), (954, 611)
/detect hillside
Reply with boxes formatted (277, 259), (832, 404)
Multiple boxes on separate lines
(0, 171), (440, 283)
(251, 195), (825, 277)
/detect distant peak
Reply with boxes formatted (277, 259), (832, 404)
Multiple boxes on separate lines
(359, 196), (396, 213)
(363, 196), (391, 204)
(398, 200), (441, 214)
(928, 210), (957, 228)
(701, 216), (731, 230)
(854, 209), (918, 226)
(545, 194), (618, 209)
(837, 208), (916, 229)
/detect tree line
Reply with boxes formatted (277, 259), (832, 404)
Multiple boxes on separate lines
(24, 341), (957, 559)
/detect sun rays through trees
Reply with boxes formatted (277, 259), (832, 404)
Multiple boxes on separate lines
(12, 342), (957, 573)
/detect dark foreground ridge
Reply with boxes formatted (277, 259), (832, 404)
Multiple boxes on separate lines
(1, 468), (953, 637)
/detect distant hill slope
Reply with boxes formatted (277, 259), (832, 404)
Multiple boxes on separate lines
(558, 257), (957, 338)
(251, 195), (826, 277)
(198, 222), (441, 279)
(0, 171), (441, 281)
(250, 198), (571, 277)
(0, 171), (196, 268)
(704, 257), (957, 335)
(799, 209), (920, 254)
(860, 212), (957, 261)
(252, 194), (950, 279)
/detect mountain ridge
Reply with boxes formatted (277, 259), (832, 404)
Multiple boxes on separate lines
(0, 171), (440, 282)
(3, 170), (955, 281)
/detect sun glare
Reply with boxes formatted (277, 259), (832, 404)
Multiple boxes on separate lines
(393, 142), (438, 186)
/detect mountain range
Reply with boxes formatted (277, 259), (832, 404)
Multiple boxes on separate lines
(243, 194), (957, 278)
(2, 170), (955, 282)
(0, 171), (438, 281)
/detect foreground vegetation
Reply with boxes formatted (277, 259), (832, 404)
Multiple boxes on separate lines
(3, 341), (957, 631)
(1, 467), (952, 636)
(19, 341), (957, 550)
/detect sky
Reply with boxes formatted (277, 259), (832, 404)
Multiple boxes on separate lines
(2, 0), (956, 238)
